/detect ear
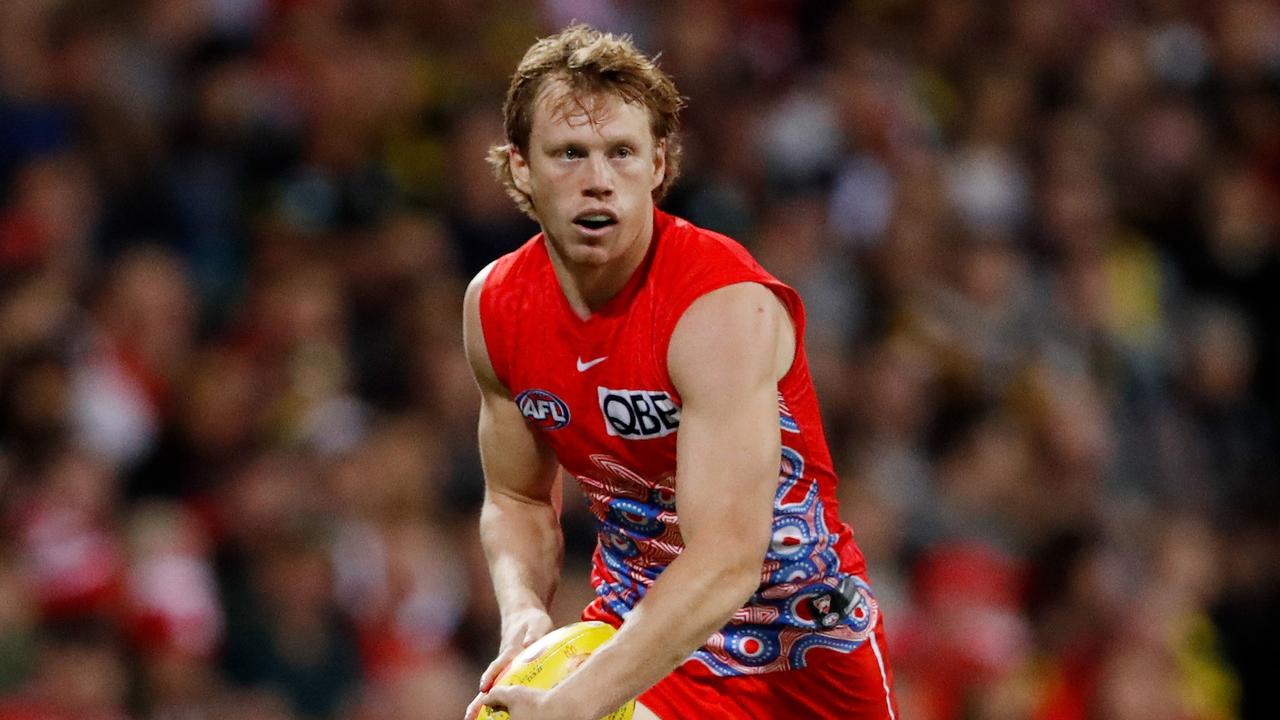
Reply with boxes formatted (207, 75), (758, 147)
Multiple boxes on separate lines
(510, 144), (532, 197)
(651, 138), (667, 191)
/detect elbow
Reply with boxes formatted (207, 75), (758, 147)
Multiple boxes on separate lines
(717, 518), (773, 596)
(708, 544), (767, 604)
(720, 561), (764, 611)
(730, 557), (765, 596)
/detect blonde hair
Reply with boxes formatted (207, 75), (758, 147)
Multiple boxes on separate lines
(488, 24), (685, 218)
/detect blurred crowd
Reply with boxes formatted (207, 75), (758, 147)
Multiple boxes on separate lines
(0, 0), (1277, 718)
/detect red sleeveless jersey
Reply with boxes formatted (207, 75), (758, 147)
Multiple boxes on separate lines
(479, 210), (879, 676)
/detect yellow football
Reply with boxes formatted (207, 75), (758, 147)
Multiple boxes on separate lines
(478, 621), (635, 720)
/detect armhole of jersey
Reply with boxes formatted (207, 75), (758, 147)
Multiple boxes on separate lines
(768, 281), (807, 385)
(476, 261), (513, 394)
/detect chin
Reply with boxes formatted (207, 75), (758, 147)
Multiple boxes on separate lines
(546, 226), (614, 264)
(566, 242), (614, 267)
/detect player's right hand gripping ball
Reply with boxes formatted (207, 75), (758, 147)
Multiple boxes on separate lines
(478, 621), (635, 720)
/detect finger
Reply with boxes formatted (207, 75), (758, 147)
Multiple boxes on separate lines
(481, 688), (509, 707)
(479, 646), (518, 691)
(471, 691), (507, 720)
(487, 685), (538, 704)
(464, 693), (483, 720)
(467, 692), (510, 720)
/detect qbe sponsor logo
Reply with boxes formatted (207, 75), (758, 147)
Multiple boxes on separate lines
(598, 387), (680, 439)
(515, 388), (570, 430)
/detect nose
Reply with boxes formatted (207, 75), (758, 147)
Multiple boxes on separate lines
(581, 153), (613, 199)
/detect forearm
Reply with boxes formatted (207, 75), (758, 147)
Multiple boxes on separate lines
(548, 547), (761, 718)
(481, 490), (564, 617)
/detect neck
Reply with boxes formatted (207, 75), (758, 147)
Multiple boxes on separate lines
(547, 210), (655, 319)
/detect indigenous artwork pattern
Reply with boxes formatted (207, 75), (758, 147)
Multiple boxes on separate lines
(577, 397), (879, 676)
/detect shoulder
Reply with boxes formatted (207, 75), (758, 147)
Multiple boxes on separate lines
(672, 282), (790, 338)
(668, 282), (795, 395)
(463, 261), (501, 393)
(463, 261), (496, 319)
(463, 235), (537, 331)
(650, 210), (796, 329)
(470, 234), (549, 328)
(651, 212), (802, 384)
(480, 234), (547, 291)
(464, 234), (545, 396)
(655, 211), (762, 275)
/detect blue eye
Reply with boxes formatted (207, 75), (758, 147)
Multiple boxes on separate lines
(562, 147), (583, 159)
(615, 147), (632, 159)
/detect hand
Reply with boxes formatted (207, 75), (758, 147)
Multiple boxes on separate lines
(467, 685), (584, 720)
(480, 607), (555, 692)
(466, 607), (555, 719)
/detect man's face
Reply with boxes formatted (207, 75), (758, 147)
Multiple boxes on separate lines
(511, 80), (666, 269)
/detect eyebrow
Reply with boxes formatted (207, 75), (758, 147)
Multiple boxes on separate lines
(541, 136), (643, 152)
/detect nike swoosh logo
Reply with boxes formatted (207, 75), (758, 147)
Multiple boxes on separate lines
(576, 356), (608, 372)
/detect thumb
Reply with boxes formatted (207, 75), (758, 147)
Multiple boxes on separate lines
(482, 686), (517, 707)
(464, 692), (487, 720)
(473, 689), (508, 720)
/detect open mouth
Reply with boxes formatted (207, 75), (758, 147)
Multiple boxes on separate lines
(573, 212), (618, 231)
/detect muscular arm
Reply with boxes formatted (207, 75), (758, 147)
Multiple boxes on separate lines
(464, 265), (564, 681)
(541, 282), (796, 719)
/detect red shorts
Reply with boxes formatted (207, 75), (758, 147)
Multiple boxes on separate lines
(637, 617), (898, 719)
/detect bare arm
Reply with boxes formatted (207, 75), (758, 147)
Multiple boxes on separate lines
(463, 265), (565, 689)
(526, 282), (796, 719)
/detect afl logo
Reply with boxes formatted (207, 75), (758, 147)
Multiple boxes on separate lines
(515, 389), (570, 430)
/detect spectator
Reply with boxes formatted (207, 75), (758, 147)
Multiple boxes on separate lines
(0, 2), (1275, 717)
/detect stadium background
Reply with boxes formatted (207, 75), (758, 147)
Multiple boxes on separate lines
(0, 0), (1277, 718)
